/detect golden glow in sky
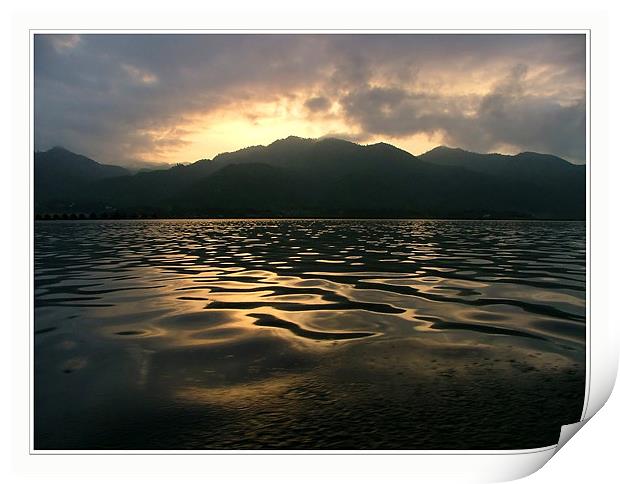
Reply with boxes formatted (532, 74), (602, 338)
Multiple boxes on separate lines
(34, 34), (587, 165)
(175, 102), (442, 164)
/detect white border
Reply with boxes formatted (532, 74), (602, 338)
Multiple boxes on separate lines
(582, 28), (592, 421)
(8, 11), (614, 479)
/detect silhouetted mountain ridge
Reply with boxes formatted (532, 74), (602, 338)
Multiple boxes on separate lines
(35, 147), (130, 206)
(34, 137), (586, 219)
(418, 145), (584, 182)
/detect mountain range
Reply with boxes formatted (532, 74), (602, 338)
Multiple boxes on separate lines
(34, 136), (586, 220)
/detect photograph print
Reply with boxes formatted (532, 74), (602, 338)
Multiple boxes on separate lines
(33, 33), (587, 450)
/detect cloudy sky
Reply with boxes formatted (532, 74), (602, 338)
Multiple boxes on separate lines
(34, 34), (586, 166)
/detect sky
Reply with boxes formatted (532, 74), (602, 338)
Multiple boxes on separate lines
(34, 34), (586, 167)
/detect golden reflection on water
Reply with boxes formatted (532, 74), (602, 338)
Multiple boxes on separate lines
(34, 219), (586, 450)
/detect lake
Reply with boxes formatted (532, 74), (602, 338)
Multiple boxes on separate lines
(34, 219), (586, 450)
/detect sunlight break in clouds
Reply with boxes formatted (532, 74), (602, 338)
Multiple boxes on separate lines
(49, 34), (81, 53)
(34, 34), (586, 166)
(121, 64), (159, 85)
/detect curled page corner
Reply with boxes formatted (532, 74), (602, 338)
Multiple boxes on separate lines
(555, 418), (590, 454)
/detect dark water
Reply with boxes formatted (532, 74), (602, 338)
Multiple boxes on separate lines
(34, 219), (586, 450)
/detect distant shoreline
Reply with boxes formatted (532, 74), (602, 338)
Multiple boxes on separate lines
(33, 216), (586, 222)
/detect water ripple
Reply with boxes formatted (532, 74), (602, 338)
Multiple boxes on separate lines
(34, 219), (586, 450)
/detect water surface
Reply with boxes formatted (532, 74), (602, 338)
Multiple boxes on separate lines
(34, 219), (586, 449)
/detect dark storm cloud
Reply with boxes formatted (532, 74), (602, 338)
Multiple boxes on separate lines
(34, 33), (586, 164)
(304, 96), (332, 112)
(458, 64), (586, 159)
(340, 63), (586, 160)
